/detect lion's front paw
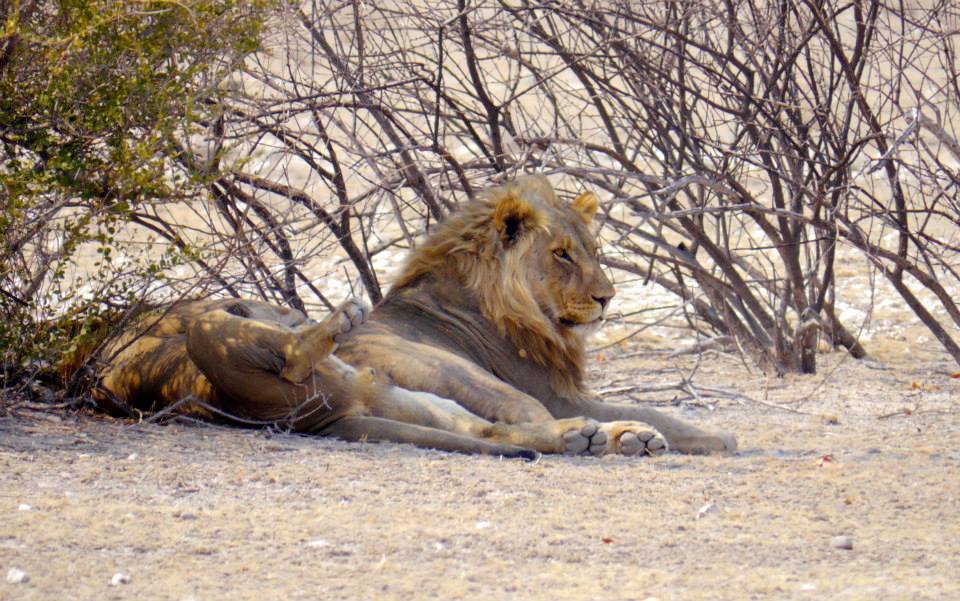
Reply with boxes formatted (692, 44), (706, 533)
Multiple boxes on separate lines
(561, 419), (609, 456)
(593, 422), (668, 457)
(615, 427), (668, 457)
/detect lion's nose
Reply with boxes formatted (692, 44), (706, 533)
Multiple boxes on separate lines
(592, 294), (612, 309)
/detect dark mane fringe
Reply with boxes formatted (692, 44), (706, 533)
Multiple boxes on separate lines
(55, 301), (160, 396)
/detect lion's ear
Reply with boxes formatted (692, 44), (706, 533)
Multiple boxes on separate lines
(571, 191), (599, 224)
(511, 174), (558, 205)
(493, 194), (543, 248)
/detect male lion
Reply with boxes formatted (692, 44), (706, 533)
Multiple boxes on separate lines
(94, 176), (735, 457)
(334, 175), (735, 455)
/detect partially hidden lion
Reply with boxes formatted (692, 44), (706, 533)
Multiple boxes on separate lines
(93, 176), (736, 458)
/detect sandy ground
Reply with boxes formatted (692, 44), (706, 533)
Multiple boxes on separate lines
(2, 338), (959, 601)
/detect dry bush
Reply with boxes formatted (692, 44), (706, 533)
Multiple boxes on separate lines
(203, 0), (960, 374)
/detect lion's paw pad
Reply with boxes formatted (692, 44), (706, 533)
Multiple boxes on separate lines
(562, 420), (608, 456)
(618, 430), (667, 457)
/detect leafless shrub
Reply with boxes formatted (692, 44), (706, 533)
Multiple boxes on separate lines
(193, 0), (958, 374)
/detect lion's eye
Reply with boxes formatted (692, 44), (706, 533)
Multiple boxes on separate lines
(553, 248), (573, 263)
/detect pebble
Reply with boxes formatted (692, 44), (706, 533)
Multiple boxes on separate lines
(110, 572), (132, 586)
(6, 568), (29, 584)
(830, 535), (854, 550)
(305, 539), (330, 548)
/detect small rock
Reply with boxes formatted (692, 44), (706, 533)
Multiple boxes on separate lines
(17, 504), (31, 511)
(830, 535), (854, 550)
(127, 453), (138, 461)
(6, 568), (29, 584)
(474, 520), (492, 529)
(305, 539), (329, 548)
(110, 573), (132, 586)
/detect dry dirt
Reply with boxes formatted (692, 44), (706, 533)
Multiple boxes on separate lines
(2, 338), (959, 601)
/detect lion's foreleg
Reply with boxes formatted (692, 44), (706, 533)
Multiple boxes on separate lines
(552, 397), (737, 454)
(335, 333), (555, 424)
(361, 385), (623, 455)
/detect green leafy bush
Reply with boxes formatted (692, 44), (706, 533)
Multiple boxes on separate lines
(0, 0), (271, 385)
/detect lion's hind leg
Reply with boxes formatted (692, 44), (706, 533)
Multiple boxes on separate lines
(281, 297), (368, 383)
(184, 307), (357, 430)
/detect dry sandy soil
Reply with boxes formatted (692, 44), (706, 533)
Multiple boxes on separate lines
(2, 336), (959, 601)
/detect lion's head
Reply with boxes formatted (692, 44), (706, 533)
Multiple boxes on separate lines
(391, 175), (614, 395)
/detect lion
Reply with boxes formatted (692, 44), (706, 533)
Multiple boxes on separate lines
(334, 175), (735, 454)
(92, 176), (735, 457)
